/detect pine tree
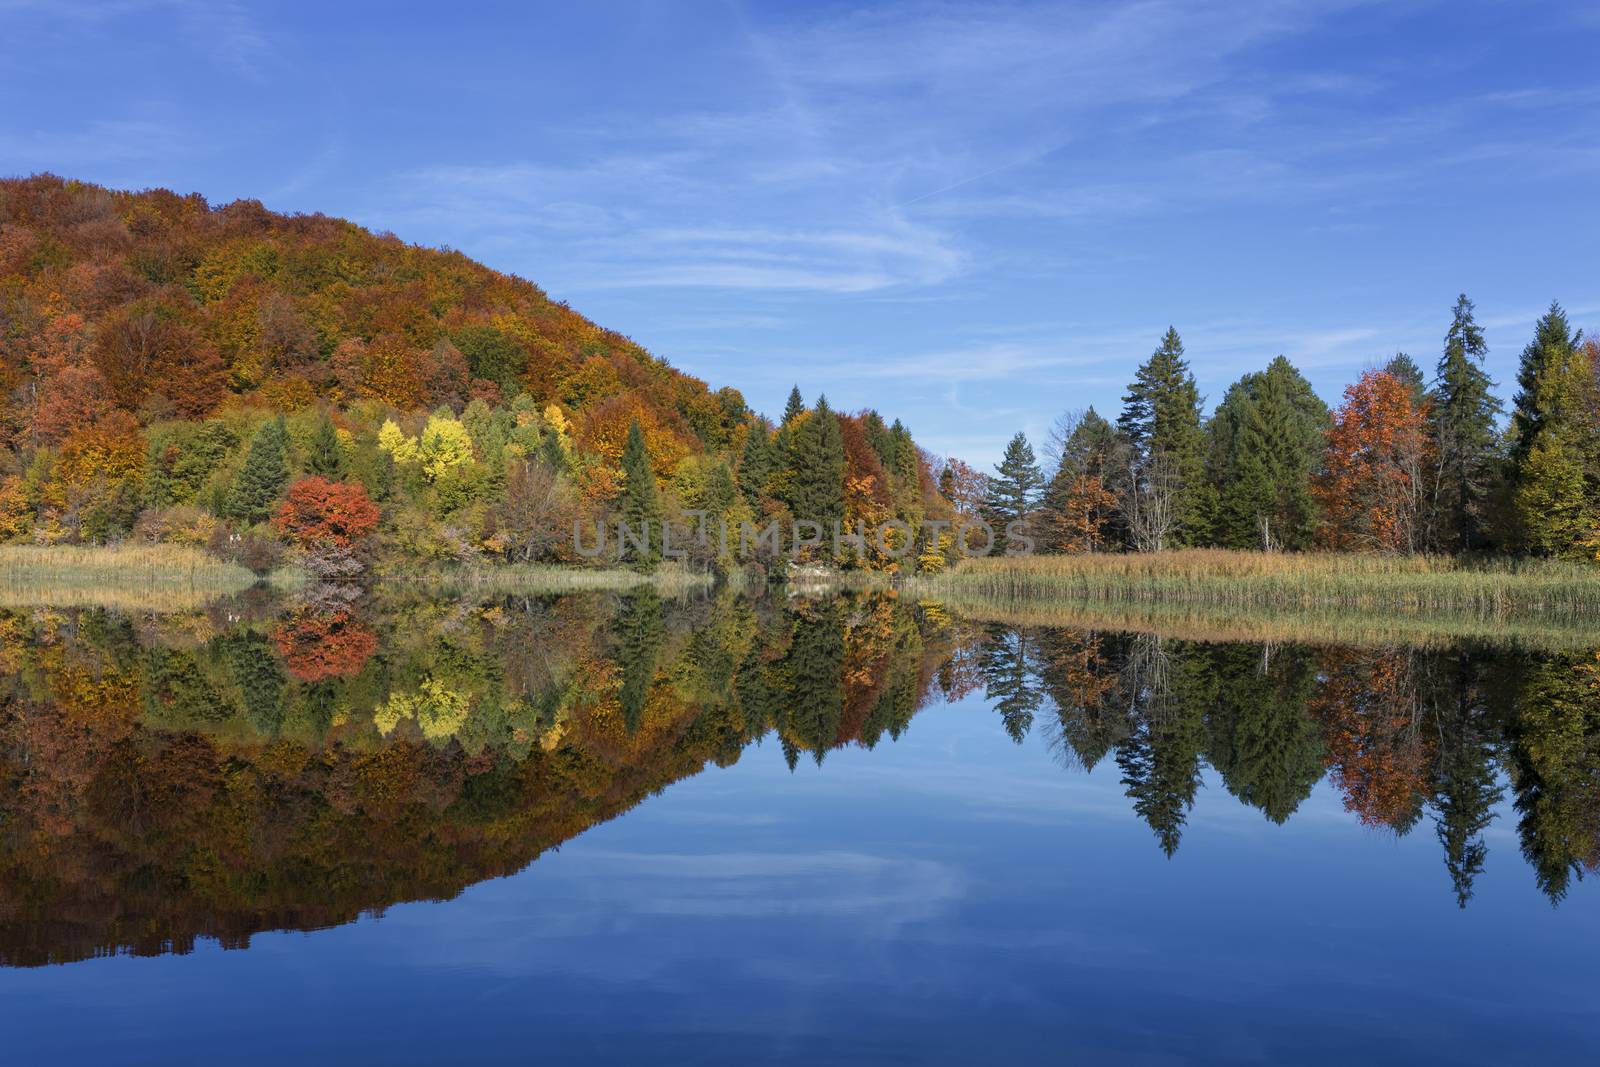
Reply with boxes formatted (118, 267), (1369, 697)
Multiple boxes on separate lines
(1511, 302), (1582, 462)
(983, 432), (1044, 553)
(1510, 304), (1594, 555)
(1207, 356), (1327, 550)
(1429, 295), (1501, 552)
(778, 396), (846, 534)
(613, 589), (664, 732)
(1385, 352), (1428, 407)
(617, 419), (663, 571)
(737, 422), (774, 505)
(1118, 328), (1212, 547)
(306, 414), (345, 479)
(782, 385), (806, 425)
(226, 416), (290, 523)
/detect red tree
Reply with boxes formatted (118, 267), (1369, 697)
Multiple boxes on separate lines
(272, 477), (379, 549)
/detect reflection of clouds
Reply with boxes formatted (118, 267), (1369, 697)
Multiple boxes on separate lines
(566, 850), (966, 925)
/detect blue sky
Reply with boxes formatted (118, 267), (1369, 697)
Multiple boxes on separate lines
(3, 1), (1598, 466)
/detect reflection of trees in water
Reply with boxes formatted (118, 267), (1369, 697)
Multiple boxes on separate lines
(3, 596), (1600, 968)
(0, 590), (963, 966)
(974, 622), (1599, 904)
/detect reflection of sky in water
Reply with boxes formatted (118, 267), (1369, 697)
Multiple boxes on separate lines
(4, 692), (1597, 1065)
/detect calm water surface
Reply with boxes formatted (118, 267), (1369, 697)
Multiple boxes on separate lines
(0, 590), (1595, 1064)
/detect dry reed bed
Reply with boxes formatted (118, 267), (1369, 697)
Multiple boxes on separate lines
(0, 545), (257, 611)
(913, 550), (1600, 618)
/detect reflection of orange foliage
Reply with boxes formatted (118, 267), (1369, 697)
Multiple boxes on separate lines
(272, 611), (377, 682)
(1312, 648), (1432, 830)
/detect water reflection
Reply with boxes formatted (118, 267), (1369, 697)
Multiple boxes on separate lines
(0, 590), (1597, 969)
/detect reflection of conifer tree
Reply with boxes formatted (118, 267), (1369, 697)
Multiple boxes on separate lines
(1507, 653), (1600, 902)
(612, 590), (664, 733)
(1204, 643), (1324, 823)
(1427, 652), (1504, 908)
(224, 633), (288, 737)
(979, 625), (1045, 743)
(735, 641), (780, 741)
(1114, 637), (1212, 857)
(141, 647), (238, 727)
(1037, 629), (1130, 770)
(781, 600), (846, 764)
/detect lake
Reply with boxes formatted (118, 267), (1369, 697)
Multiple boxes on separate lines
(0, 588), (1596, 1064)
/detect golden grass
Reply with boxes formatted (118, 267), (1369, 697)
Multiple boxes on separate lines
(912, 549), (1600, 615)
(0, 544), (258, 611)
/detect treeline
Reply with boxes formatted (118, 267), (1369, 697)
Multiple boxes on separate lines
(981, 297), (1600, 559)
(0, 175), (947, 574)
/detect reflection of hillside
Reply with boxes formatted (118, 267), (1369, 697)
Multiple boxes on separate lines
(0, 591), (963, 967)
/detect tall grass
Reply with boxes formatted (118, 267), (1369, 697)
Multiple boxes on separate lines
(911, 549), (1600, 619)
(0, 544), (258, 611)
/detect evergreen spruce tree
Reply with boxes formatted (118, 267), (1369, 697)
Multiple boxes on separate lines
(782, 385), (806, 425)
(862, 410), (893, 467)
(737, 422), (774, 505)
(1509, 304), (1594, 554)
(982, 432), (1044, 553)
(306, 414), (345, 479)
(778, 396), (846, 534)
(617, 419), (664, 572)
(1207, 356), (1327, 549)
(1384, 352), (1428, 407)
(1511, 302), (1582, 462)
(1039, 408), (1124, 552)
(226, 416), (290, 523)
(1118, 328), (1213, 546)
(1429, 295), (1501, 552)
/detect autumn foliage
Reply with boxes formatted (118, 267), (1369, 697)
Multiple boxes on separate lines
(272, 477), (379, 549)
(1314, 370), (1434, 553)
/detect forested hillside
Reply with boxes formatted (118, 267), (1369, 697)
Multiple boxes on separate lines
(0, 175), (949, 572)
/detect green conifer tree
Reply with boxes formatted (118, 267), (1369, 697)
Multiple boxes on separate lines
(1118, 329), (1214, 546)
(782, 385), (806, 425)
(1207, 356), (1327, 549)
(778, 397), (846, 534)
(305, 414), (345, 479)
(983, 432), (1044, 553)
(737, 422), (774, 505)
(1429, 295), (1501, 552)
(225, 417), (290, 523)
(1509, 305), (1594, 554)
(617, 419), (663, 572)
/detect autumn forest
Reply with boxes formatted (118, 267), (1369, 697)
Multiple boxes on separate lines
(2, 174), (1596, 588)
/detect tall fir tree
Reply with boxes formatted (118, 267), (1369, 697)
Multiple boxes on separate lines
(778, 396), (846, 534)
(1429, 294), (1501, 552)
(1384, 352), (1428, 408)
(983, 432), (1044, 553)
(1117, 328), (1213, 547)
(1509, 304), (1594, 555)
(617, 419), (664, 571)
(225, 416), (290, 523)
(782, 385), (806, 425)
(305, 414), (345, 479)
(737, 421), (774, 505)
(1206, 356), (1328, 550)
